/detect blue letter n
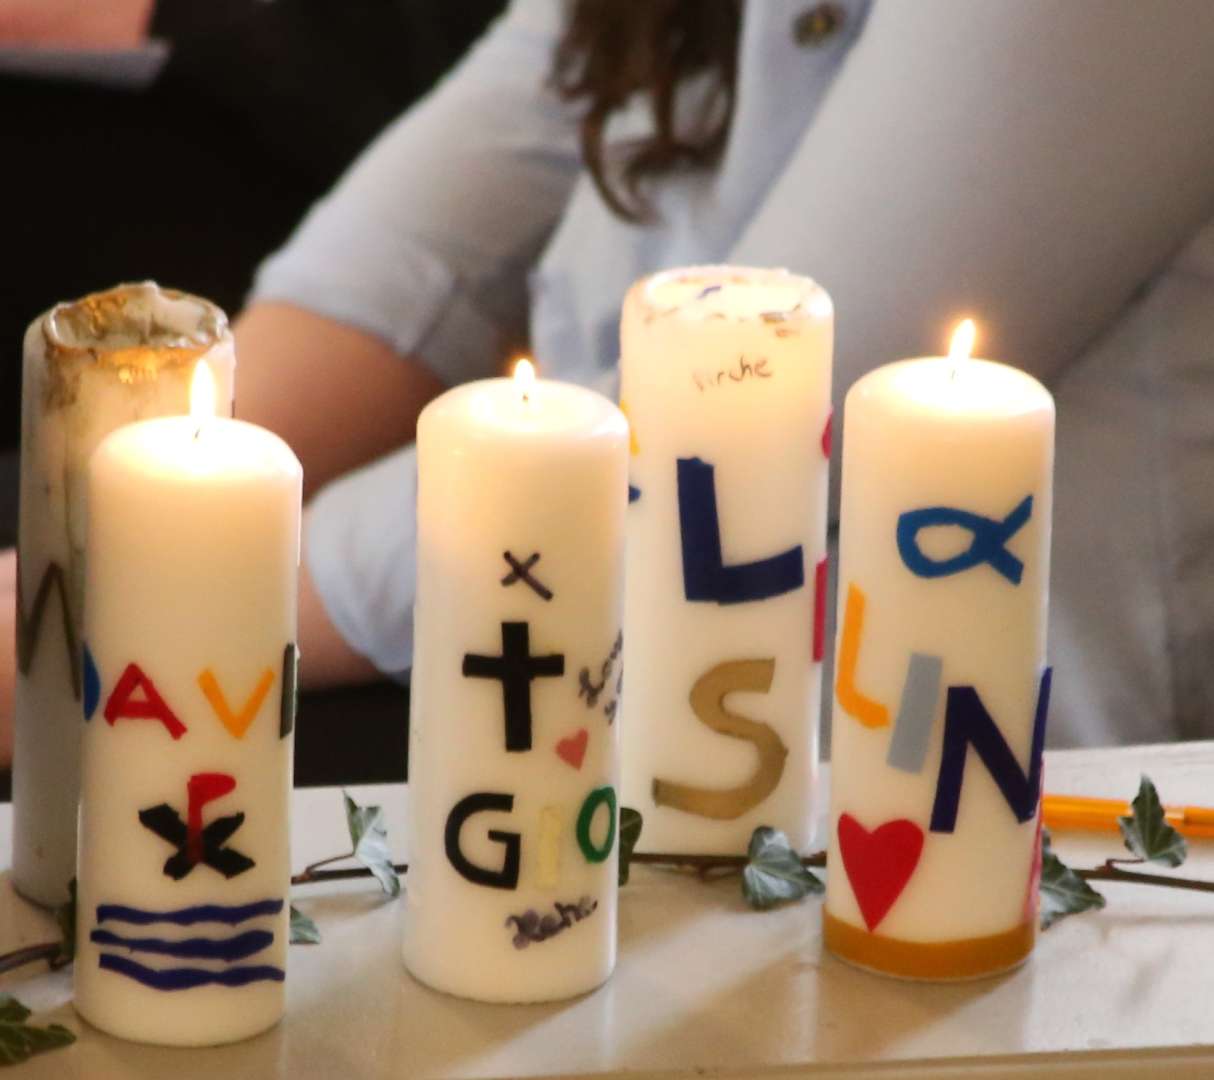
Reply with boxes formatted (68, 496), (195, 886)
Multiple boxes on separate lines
(930, 667), (1052, 834)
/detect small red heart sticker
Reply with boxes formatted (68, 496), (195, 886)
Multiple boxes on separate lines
(556, 728), (589, 770)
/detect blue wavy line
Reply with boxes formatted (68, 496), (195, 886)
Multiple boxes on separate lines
(91, 928), (273, 962)
(99, 954), (285, 990)
(96, 899), (284, 926)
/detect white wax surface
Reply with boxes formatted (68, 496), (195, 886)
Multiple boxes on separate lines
(620, 266), (834, 854)
(826, 354), (1054, 942)
(14, 288), (236, 908)
(406, 377), (628, 1002)
(644, 268), (819, 321)
(76, 415), (300, 1045)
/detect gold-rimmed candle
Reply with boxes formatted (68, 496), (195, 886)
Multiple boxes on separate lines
(14, 283), (236, 907)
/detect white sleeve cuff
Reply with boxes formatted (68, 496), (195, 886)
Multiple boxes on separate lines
(304, 444), (420, 678)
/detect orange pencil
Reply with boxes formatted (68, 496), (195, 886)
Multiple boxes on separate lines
(1043, 793), (1214, 839)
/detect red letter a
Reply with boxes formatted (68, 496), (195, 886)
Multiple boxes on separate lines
(104, 663), (187, 740)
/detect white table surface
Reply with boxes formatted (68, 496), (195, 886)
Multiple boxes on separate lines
(3, 742), (1214, 1079)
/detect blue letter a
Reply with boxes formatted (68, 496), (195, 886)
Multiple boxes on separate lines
(677, 457), (804, 604)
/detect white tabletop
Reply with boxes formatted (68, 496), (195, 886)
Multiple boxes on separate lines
(4, 742), (1214, 1079)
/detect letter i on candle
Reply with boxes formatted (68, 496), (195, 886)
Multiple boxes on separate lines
(405, 360), (628, 1003)
(825, 321), (1054, 980)
(76, 363), (302, 1044)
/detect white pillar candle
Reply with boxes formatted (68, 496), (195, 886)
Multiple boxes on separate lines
(825, 322), (1054, 980)
(15, 283), (236, 907)
(619, 266), (833, 854)
(405, 362), (627, 1003)
(76, 364), (301, 1045)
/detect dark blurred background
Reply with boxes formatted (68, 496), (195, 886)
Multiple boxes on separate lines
(1, 0), (508, 790)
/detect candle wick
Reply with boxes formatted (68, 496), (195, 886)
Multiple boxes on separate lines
(194, 426), (202, 440)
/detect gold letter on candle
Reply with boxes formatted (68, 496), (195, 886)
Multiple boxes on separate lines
(835, 583), (889, 728)
(536, 806), (562, 889)
(652, 659), (787, 820)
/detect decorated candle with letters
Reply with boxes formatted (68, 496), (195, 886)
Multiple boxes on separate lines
(404, 362), (627, 1003)
(824, 322), (1054, 980)
(619, 266), (833, 854)
(15, 283), (236, 907)
(76, 364), (301, 1044)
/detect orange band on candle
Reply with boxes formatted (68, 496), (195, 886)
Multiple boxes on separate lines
(823, 911), (1034, 980)
(835, 583), (889, 728)
(198, 668), (276, 740)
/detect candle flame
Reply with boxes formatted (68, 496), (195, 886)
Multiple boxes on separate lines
(513, 357), (536, 388)
(190, 361), (218, 421)
(948, 319), (977, 364)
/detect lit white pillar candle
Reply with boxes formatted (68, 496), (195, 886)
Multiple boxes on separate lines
(619, 266), (834, 854)
(405, 361), (627, 1003)
(825, 321), (1054, 980)
(76, 364), (301, 1045)
(15, 283), (236, 907)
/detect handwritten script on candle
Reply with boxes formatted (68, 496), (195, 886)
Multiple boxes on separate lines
(506, 897), (598, 948)
(692, 355), (772, 393)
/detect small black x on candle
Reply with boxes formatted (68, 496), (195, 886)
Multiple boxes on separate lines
(501, 551), (553, 601)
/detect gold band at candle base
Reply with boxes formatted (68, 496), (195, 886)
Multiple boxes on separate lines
(823, 911), (1035, 981)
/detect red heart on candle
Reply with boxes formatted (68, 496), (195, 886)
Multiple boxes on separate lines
(837, 813), (924, 931)
(556, 728), (589, 770)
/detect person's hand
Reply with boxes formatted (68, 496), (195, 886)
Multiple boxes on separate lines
(0, 0), (155, 48)
(0, 549), (15, 767)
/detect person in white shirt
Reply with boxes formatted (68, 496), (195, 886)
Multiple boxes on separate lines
(4, 0), (1213, 756)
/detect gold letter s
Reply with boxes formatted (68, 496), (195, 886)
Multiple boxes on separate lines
(652, 659), (787, 820)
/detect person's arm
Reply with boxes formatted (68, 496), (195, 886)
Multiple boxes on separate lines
(239, 0), (579, 495)
(237, 0), (579, 684)
(234, 302), (445, 499)
(730, 0), (1214, 392)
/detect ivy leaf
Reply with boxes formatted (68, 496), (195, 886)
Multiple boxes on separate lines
(0, 996), (75, 1066)
(1039, 829), (1106, 930)
(618, 807), (643, 886)
(0, 1002), (28, 1027)
(741, 826), (823, 911)
(289, 905), (321, 945)
(53, 879), (76, 967)
(1119, 775), (1187, 868)
(343, 791), (400, 898)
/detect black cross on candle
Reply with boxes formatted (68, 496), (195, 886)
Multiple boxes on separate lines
(463, 621), (565, 752)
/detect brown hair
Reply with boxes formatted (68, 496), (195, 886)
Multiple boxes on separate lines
(551, 0), (741, 223)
